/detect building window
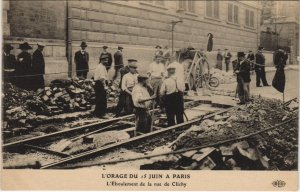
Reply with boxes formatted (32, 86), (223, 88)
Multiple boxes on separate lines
(228, 3), (239, 24)
(178, 0), (195, 13)
(144, 0), (165, 6)
(245, 9), (254, 28)
(206, 1), (219, 19)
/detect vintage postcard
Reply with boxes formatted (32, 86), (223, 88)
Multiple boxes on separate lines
(1, 0), (299, 191)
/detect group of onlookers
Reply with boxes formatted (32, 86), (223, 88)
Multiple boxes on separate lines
(2, 42), (46, 91)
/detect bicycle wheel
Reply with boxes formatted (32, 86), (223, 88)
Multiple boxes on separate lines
(209, 77), (219, 87)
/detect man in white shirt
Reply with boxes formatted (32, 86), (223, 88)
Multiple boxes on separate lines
(93, 54), (109, 117)
(160, 65), (184, 126)
(148, 55), (165, 107)
(121, 59), (138, 114)
(166, 55), (185, 92)
(132, 74), (156, 134)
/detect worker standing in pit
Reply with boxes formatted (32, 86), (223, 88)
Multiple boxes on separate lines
(147, 54), (165, 107)
(160, 65), (185, 126)
(93, 54), (109, 117)
(132, 74), (156, 134)
(121, 59), (138, 115)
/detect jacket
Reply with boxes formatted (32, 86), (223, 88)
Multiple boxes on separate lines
(74, 50), (89, 72)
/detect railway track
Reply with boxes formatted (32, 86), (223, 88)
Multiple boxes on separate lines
(3, 98), (231, 169)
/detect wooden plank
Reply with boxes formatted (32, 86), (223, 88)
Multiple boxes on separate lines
(3, 100), (200, 149)
(41, 106), (236, 169)
(23, 144), (70, 158)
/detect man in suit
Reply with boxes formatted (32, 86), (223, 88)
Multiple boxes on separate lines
(15, 42), (33, 90)
(255, 46), (270, 87)
(216, 49), (223, 70)
(234, 52), (251, 104)
(224, 48), (232, 72)
(99, 46), (113, 71)
(74, 41), (89, 79)
(247, 50), (255, 72)
(2, 44), (16, 84)
(32, 42), (46, 90)
(113, 46), (124, 80)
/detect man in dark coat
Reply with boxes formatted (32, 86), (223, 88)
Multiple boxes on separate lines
(99, 46), (113, 71)
(224, 48), (232, 72)
(234, 52), (251, 104)
(74, 41), (89, 79)
(2, 44), (16, 84)
(31, 42), (46, 90)
(247, 50), (255, 71)
(216, 49), (223, 70)
(113, 46), (124, 80)
(255, 46), (270, 87)
(15, 42), (33, 90)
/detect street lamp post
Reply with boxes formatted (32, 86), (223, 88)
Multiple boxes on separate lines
(171, 20), (182, 55)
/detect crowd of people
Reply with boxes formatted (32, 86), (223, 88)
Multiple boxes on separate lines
(2, 41), (290, 133)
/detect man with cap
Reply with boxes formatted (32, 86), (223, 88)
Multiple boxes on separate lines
(154, 45), (163, 60)
(216, 49), (223, 70)
(147, 54), (165, 107)
(255, 46), (270, 87)
(113, 46), (124, 80)
(99, 46), (113, 71)
(246, 50), (255, 73)
(74, 41), (89, 79)
(31, 42), (46, 90)
(132, 74), (156, 134)
(15, 42), (33, 90)
(160, 65), (184, 126)
(93, 54), (109, 117)
(224, 48), (232, 72)
(115, 59), (132, 117)
(121, 59), (138, 115)
(165, 55), (185, 92)
(2, 43), (16, 84)
(234, 52), (251, 104)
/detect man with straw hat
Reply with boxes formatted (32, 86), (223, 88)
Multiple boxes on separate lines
(15, 42), (33, 90)
(121, 59), (138, 115)
(132, 74), (156, 134)
(74, 41), (89, 79)
(93, 54), (109, 117)
(2, 43), (16, 84)
(31, 42), (46, 90)
(160, 65), (184, 126)
(147, 54), (165, 107)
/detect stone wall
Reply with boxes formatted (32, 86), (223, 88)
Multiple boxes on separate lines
(4, 0), (68, 85)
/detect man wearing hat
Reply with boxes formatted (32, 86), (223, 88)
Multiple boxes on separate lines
(224, 48), (232, 72)
(99, 46), (112, 71)
(74, 41), (89, 79)
(113, 46), (124, 80)
(132, 74), (156, 134)
(121, 59), (138, 115)
(2, 43), (17, 84)
(154, 45), (163, 60)
(216, 49), (223, 70)
(160, 65), (184, 126)
(255, 46), (270, 87)
(234, 52), (251, 104)
(31, 42), (46, 90)
(147, 54), (165, 107)
(246, 50), (255, 72)
(93, 54), (109, 117)
(15, 42), (33, 90)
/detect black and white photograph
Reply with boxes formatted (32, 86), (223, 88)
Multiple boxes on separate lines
(1, 0), (299, 189)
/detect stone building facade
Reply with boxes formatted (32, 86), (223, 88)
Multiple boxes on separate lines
(3, 0), (262, 83)
(261, 1), (299, 64)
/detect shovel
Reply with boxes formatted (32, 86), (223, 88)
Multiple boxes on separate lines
(52, 124), (117, 152)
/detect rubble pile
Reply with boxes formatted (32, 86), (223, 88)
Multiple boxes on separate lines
(37, 78), (95, 113)
(167, 97), (298, 170)
(210, 68), (235, 84)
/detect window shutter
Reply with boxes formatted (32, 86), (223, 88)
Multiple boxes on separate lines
(250, 11), (254, 27)
(228, 4), (233, 22)
(206, 1), (212, 17)
(214, 1), (219, 18)
(234, 5), (238, 24)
